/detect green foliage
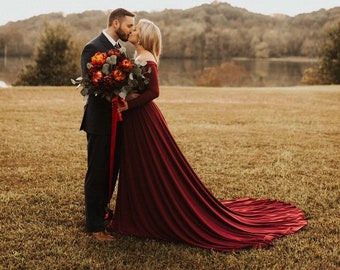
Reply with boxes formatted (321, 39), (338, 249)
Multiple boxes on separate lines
(318, 21), (340, 84)
(15, 23), (79, 86)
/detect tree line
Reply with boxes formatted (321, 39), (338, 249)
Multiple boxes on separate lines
(0, 2), (339, 60)
(1, 2), (339, 85)
(13, 20), (340, 86)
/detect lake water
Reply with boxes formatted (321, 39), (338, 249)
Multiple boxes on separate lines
(0, 57), (316, 87)
(158, 58), (316, 87)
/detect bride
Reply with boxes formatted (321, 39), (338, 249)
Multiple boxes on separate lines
(108, 18), (307, 252)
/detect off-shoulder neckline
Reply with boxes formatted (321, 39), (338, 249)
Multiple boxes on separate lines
(145, 60), (157, 66)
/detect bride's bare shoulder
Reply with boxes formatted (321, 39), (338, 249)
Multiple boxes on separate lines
(135, 51), (156, 63)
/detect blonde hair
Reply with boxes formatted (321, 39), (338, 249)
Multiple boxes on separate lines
(137, 19), (162, 64)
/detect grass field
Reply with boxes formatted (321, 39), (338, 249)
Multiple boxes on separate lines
(0, 85), (339, 269)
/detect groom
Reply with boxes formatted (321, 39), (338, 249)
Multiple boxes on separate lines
(80, 8), (135, 241)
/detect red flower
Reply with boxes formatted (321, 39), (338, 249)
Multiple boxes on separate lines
(91, 52), (107, 66)
(119, 58), (134, 71)
(90, 70), (103, 84)
(112, 68), (126, 82)
(107, 49), (121, 57)
(103, 75), (115, 86)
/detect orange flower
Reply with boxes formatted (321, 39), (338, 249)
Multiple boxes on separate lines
(112, 68), (126, 82)
(119, 59), (134, 71)
(91, 52), (107, 66)
(107, 49), (121, 57)
(91, 70), (103, 84)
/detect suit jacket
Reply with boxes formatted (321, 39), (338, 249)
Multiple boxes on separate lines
(80, 33), (116, 135)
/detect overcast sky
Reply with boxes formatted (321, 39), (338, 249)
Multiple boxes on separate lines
(1, 0), (339, 26)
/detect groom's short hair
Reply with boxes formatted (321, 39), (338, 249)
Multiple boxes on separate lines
(108, 8), (135, 27)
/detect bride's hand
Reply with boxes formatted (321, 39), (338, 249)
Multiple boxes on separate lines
(126, 92), (140, 101)
(118, 98), (128, 112)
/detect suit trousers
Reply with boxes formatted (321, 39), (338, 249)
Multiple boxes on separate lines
(84, 123), (122, 232)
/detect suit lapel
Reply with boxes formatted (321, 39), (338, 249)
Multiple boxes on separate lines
(99, 33), (115, 51)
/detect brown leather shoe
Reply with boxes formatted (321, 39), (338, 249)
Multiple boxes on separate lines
(91, 231), (115, 241)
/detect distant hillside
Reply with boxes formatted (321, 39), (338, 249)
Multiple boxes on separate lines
(0, 2), (339, 59)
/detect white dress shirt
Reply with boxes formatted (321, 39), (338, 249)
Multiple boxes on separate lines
(102, 29), (119, 47)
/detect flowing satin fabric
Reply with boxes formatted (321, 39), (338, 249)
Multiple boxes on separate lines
(110, 65), (307, 253)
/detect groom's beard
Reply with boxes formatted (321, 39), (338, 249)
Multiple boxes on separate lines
(116, 28), (129, 42)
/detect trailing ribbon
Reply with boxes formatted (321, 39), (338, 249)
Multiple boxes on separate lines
(108, 96), (123, 202)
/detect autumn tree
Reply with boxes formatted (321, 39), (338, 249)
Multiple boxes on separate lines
(318, 21), (340, 84)
(15, 23), (79, 86)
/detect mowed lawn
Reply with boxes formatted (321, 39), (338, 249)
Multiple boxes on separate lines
(0, 85), (339, 269)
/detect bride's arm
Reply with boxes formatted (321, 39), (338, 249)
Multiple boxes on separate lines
(125, 62), (159, 110)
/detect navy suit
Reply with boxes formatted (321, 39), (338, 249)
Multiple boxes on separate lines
(80, 32), (122, 232)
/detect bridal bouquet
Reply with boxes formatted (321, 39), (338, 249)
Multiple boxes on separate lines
(72, 47), (150, 99)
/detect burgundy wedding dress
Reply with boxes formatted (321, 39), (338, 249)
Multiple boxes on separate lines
(109, 61), (307, 252)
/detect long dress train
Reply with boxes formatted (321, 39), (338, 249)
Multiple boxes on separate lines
(109, 62), (307, 252)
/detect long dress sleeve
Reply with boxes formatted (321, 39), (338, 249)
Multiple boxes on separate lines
(126, 61), (159, 110)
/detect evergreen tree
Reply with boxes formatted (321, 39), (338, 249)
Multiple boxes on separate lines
(318, 21), (340, 84)
(16, 23), (79, 86)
